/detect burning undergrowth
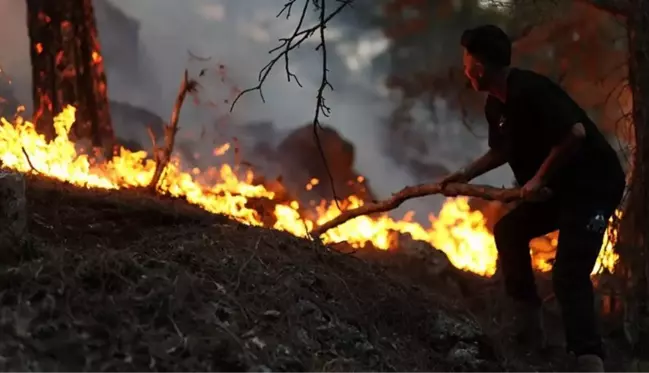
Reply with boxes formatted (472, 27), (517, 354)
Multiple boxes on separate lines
(0, 175), (503, 371)
(0, 106), (619, 278)
(0, 106), (631, 371)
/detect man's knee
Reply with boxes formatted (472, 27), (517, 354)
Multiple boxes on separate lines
(494, 202), (558, 253)
(551, 264), (572, 300)
(552, 256), (594, 302)
(493, 214), (522, 250)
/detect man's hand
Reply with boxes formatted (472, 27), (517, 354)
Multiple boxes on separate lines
(520, 176), (544, 199)
(439, 169), (471, 189)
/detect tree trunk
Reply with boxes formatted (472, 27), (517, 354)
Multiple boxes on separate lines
(26, 0), (114, 153)
(619, 0), (649, 359)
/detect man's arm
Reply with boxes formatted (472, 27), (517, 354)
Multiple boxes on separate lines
(532, 122), (586, 184)
(462, 148), (507, 181)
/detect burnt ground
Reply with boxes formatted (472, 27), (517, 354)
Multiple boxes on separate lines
(0, 174), (633, 371)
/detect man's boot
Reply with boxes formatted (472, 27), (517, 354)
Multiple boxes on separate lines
(576, 354), (605, 372)
(512, 301), (546, 348)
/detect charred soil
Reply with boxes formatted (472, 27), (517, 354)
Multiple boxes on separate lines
(0, 175), (631, 371)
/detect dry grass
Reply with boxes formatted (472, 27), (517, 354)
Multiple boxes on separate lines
(0, 174), (632, 371)
(0, 175), (503, 371)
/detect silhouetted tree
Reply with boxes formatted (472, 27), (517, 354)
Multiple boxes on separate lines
(26, 0), (114, 152)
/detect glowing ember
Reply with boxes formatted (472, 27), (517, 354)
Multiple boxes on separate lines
(213, 143), (230, 156)
(0, 106), (619, 277)
(305, 178), (319, 191)
(91, 51), (103, 64)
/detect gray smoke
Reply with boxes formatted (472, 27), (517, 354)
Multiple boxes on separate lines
(0, 0), (513, 221)
(0, 0), (31, 107)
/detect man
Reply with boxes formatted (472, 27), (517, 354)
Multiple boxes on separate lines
(442, 25), (626, 372)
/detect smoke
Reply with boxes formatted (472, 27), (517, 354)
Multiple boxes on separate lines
(109, 0), (426, 211)
(0, 0), (31, 106)
(111, 0), (514, 215)
(0, 0), (513, 221)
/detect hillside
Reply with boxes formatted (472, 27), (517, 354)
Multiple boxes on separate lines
(0, 104), (633, 370)
(0, 174), (511, 372)
(0, 171), (638, 372)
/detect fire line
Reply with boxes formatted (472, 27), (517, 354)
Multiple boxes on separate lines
(0, 106), (619, 277)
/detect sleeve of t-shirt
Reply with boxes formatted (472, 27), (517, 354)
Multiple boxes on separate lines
(525, 75), (583, 145)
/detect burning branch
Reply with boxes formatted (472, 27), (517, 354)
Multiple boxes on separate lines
(148, 69), (198, 192)
(310, 182), (551, 237)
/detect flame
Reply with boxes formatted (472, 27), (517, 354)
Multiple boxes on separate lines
(0, 106), (619, 277)
(531, 212), (621, 275)
(213, 143), (230, 156)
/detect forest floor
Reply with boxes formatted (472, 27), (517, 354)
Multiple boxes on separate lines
(0, 174), (633, 371)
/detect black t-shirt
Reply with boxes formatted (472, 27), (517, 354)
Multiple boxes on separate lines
(485, 68), (625, 201)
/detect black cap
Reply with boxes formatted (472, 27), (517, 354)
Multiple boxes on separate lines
(460, 25), (511, 67)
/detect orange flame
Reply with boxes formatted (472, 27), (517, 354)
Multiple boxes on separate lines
(0, 106), (619, 277)
(213, 143), (230, 156)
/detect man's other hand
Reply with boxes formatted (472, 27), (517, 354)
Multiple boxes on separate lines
(439, 170), (471, 189)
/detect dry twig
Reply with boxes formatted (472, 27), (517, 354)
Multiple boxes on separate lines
(22, 147), (41, 174)
(21, 175), (511, 371)
(148, 69), (199, 191)
(310, 182), (551, 236)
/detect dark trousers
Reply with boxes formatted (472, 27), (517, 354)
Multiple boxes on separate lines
(493, 191), (621, 358)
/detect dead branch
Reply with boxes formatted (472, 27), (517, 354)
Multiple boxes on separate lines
(146, 126), (157, 149)
(310, 182), (551, 237)
(229, 0), (354, 209)
(148, 69), (198, 192)
(228, 0), (352, 110)
(21, 147), (40, 174)
(311, 0), (343, 210)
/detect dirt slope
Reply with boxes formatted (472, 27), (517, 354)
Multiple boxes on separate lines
(0, 174), (634, 371)
(0, 175), (505, 372)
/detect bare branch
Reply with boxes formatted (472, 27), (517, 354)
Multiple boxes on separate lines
(230, 0), (354, 210)
(146, 125), (157, 150)
(21, 147), (40, 174)
(312, 0), (342, 209)
(310, 182), (552, 237)
(229, 0), (353, 110)
(148, 69), (199, 191)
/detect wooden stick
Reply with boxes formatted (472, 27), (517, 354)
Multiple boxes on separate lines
(310, 182), (551, 237)
(148, 69), (198, 191)
(21, 147), (41, 174)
